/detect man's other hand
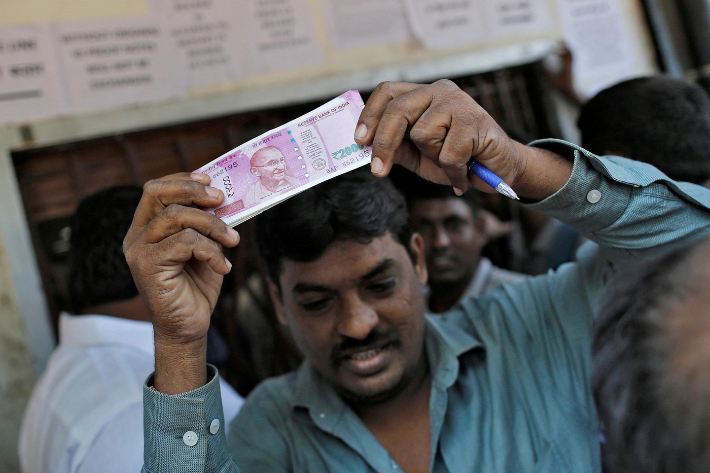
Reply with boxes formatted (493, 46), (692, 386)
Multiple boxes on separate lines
(355, 80), (571, 201)
(123, 172), (240, 393)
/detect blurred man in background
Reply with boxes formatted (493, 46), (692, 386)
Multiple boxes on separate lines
(393, 168), (525, 313)
(593, 236), (710, 473)
(579, 76), (710, 186)
(19, 185), (243, 473)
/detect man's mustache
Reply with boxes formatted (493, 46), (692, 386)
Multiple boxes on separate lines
(429, 247), (460, 262)
(330, 329), (401, 366)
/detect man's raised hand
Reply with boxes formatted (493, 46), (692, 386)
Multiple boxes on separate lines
(123, 172), (240, 394)
(355, 80), (571, 201)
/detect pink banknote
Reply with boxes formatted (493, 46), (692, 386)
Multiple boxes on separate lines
(194, 90), (372, 227)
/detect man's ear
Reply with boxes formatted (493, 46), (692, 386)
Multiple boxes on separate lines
(266, 279), (289, 326)
(250, 167), (259, 176)
(410, 233), (428, 286)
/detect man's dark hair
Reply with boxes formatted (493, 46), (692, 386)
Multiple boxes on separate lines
(579, 76), (710, 184)
(255, 168), (412, 286)
(388, 166), (479, 215)
(593, 237), (710, 472)
(67, 185), (142, 313)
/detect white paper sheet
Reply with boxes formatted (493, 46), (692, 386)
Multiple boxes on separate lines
(321, 0), (410, 49)
(556, 0), (638, 96)
(487, 0), (552, 37)
(153, 0), (246, 88)
(0, 23), (67, 124)
(243, 0), (324, 74)
(54, 16), (184, 114)
(403, 0), (489, 49)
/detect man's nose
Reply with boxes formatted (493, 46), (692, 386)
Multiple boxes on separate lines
(432, 225), (451, 249)
(336, 294), (379, 340)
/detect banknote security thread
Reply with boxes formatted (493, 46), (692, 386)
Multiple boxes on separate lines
(194, 90), (373, 227)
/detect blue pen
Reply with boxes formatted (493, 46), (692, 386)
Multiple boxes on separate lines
(469, 161), (519, 200)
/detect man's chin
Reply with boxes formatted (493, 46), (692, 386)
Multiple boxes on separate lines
(336, 369), (408, 405)
(428, 272), (465, 285)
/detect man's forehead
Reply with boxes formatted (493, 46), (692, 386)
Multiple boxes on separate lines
(253, 147), (282, 164)
(280, 234), (409, 291)
(410, 198), (474, 220)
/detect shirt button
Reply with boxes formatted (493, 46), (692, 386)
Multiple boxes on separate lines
(183, 431), (198, 446)
(209, 419), (220, 435)
(319, 413), (325, 419)
(587, 189), (601, 203)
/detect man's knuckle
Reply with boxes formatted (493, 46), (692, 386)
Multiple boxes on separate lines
(143, 179), (157, 191)
(180, 228), (200, 245)
(435, 79), (457, 90)
(372, 135), (395, 152)
(179, 179), (199, 195)
(375, 81), (393, 95)
(438, 154), (460, 167)
(164, 204), (185, 218)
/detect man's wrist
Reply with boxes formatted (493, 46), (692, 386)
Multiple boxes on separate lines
(154, 335), (208, 395)
(510, 142), (573, 202)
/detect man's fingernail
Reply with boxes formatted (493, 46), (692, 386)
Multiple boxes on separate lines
(227, 227), (239, 243)
(225, 257), (232, 271)
(206, 186), (220, 198)
(453, 187), (463, 196)
(191, 173), (208, 181)
(355, 124), (367, 141)
(371, 157), (383, 174)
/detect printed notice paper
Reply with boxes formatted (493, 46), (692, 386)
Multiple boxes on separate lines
(243, 0), (323, 74)
(403, 0), (489, 49)
(194, 90), (371, 227)
(556, 0), (637, 96)
(487, 0), (552, 37)
(0, 24), (66, 123)
(321, 0), (410, 49)
(54, 16), (183, 113)
(155, 0), (245, 88)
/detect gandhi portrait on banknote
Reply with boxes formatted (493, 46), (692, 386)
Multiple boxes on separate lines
(243, 146), (298, 207)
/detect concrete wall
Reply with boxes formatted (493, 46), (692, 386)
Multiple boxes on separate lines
(0, 227), (36, 473)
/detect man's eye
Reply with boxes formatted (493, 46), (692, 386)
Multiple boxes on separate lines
(445, 220), (466, 232)
(413, 222), (432, 235)
(300, 298), (332, 312)
(369, 279), (396, 293)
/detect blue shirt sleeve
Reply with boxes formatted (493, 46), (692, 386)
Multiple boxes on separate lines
(142, 365), (240, 473)
(528, 139), (710, 260)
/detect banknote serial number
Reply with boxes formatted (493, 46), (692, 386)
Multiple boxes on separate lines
(223, 175), (234, 198)
(331, 143), (365, 160)
(326, 148), (370, 174)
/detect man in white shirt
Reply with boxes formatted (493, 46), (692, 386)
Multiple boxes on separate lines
(243, 146), (298, 207)
(19, 186), (243, 473)
(394, 169), (525, 313)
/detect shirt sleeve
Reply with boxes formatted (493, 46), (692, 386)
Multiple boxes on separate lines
(142, 365), (240, 473)
(527, 139), (710, 260)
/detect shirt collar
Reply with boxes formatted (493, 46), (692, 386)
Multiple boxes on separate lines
(464, 257), (493, 299)
(59, 312), (154, 356)
(290, 316), (482, 426)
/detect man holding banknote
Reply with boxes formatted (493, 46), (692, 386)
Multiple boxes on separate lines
(125, 80), (710, 472)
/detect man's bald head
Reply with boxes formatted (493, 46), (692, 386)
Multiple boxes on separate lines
(593, 237), (710, 473)
(250, 147), (284, 168)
